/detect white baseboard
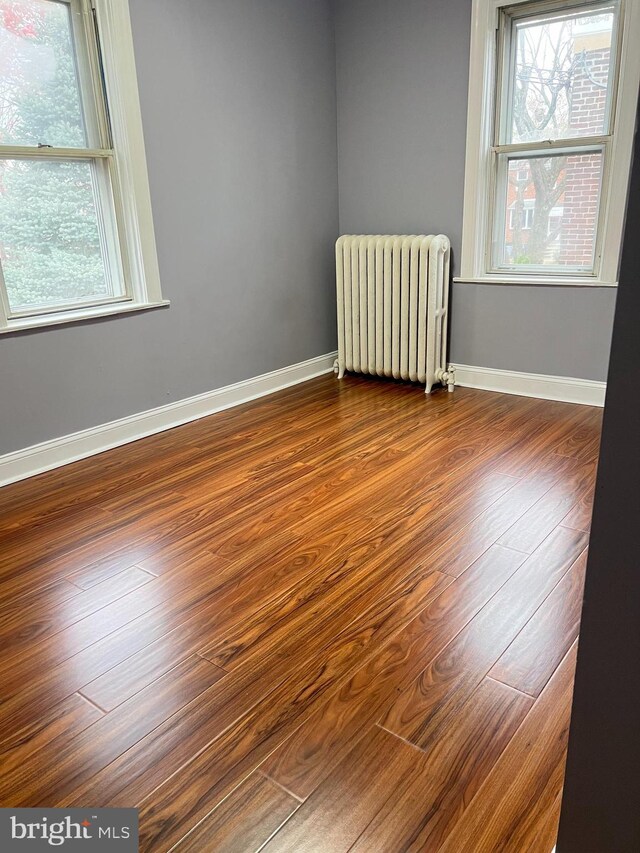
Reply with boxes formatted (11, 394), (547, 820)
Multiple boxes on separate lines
(0, 352), (338, 488)
(451, 363), (606, 407)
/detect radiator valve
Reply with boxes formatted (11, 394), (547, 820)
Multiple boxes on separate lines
(436, 366), (456, 393)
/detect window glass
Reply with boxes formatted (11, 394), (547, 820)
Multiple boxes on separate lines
(508, 9), (615, 144)
(0, 158), (121, 313)
(497, 152), (604, 270)
(0, 0), (87, 148)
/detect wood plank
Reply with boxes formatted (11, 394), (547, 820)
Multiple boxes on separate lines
(4, 427), (376, 585)
(437, 644), (577, 853)
(263, 677), (531, 853)
(262, 726), (417, 852)
(197, 465), (519, 677)
(555, 409), (603, 460)
(66, 571), (450, 849)
(0, 566), (155, 661)
(0, 381), (471, 591)
(67, 561), (158, 590)
(0, 655), (225, 806)
(0, 378), (368, 528)
(379, 526), (587, 747)
(491, 414), (593, 478)
(260, 545), (527, 799)
(0, 542), (296, 733)
(199, 535), (452, 673)
(423, 454), (577, 578)
(172, 773), (299, 853)
(2, 451), (513, 734)
(0, 380), (444, 600)
(351, 679), (533, 852)
(207, 425), (492, 564)
(498, 459), (596, 553)
(0, 389), (517, 617)
(78, 536), (342, 711)
(0, 577), (81, 616)
(489, 549), (587, 696)
(0, 551), (232, 696)
(561, 489), (595, 532)
(0, 693), (103, 773)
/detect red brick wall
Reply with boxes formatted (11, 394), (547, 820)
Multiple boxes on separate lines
(558, 47), (610, 267)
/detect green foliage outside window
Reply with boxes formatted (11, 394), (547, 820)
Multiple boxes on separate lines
(0, 0), (108, 311)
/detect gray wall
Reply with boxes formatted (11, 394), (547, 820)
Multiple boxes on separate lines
(1, 0), (619, 457)
(334, 0), (617, 381)
(0, 0), (339, 455)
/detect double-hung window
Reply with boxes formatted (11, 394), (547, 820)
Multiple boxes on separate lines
(0, 0), (164, 332)
(458, 0), (640, 286)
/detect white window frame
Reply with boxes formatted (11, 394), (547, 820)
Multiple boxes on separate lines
(0, 0), (167, 333)
(457, 0), (640, 287)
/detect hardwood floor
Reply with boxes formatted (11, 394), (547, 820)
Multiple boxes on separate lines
(0, 375), (601, 851)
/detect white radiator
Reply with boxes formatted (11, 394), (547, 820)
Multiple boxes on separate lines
(334, 234), (455, 394)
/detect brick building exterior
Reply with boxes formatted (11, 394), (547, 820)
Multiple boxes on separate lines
(558, 32), (610, 267)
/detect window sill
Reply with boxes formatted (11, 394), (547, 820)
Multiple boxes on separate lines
(0, 299), (170, 334)
(453, 276), (618, 288)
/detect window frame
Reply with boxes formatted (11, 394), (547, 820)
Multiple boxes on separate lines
(0, 0), (166, 333)
(457, 0), (640, 287)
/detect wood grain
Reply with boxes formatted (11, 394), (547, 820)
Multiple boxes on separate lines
(0, 693), (103, 772)
(423, 455), (577, 578)
(261, 544), (526, 799)
(561, 488), (595, 532)
(498, 459), (596, 553)
(489, 548), (587, 696)
(172, 773), (299, 852)
(438, 644), (578, 853)
(354, 679), (533, 851)
(379, 526), (587, 748)
(75, 570), (450, 850)
(263, 677), (531, 853)
(0, 655), (225, 806)
(0, 376), (601, 851)
(0, 565), (155, 661)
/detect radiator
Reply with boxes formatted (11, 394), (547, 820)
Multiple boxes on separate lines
(334, 234), (455, 394)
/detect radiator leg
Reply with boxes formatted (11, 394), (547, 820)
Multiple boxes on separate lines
(334, 358), (345, 380)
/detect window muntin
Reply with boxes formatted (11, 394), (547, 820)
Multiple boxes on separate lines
(0, 0), (131, 321)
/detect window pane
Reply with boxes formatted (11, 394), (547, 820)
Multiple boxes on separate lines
(509, 9), (615, 144)
(0, 0), (87, 147)
(0, 158), (121, 313)
(497, 151), (604, 271)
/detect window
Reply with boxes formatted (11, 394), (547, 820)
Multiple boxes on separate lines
(458, 0), (640, 286)
(508, 202), (535, 231)
(0, 0), (165, 332)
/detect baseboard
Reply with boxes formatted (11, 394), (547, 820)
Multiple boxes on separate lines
(451, 363), (606, 407)
(0, 351), (338, 488)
